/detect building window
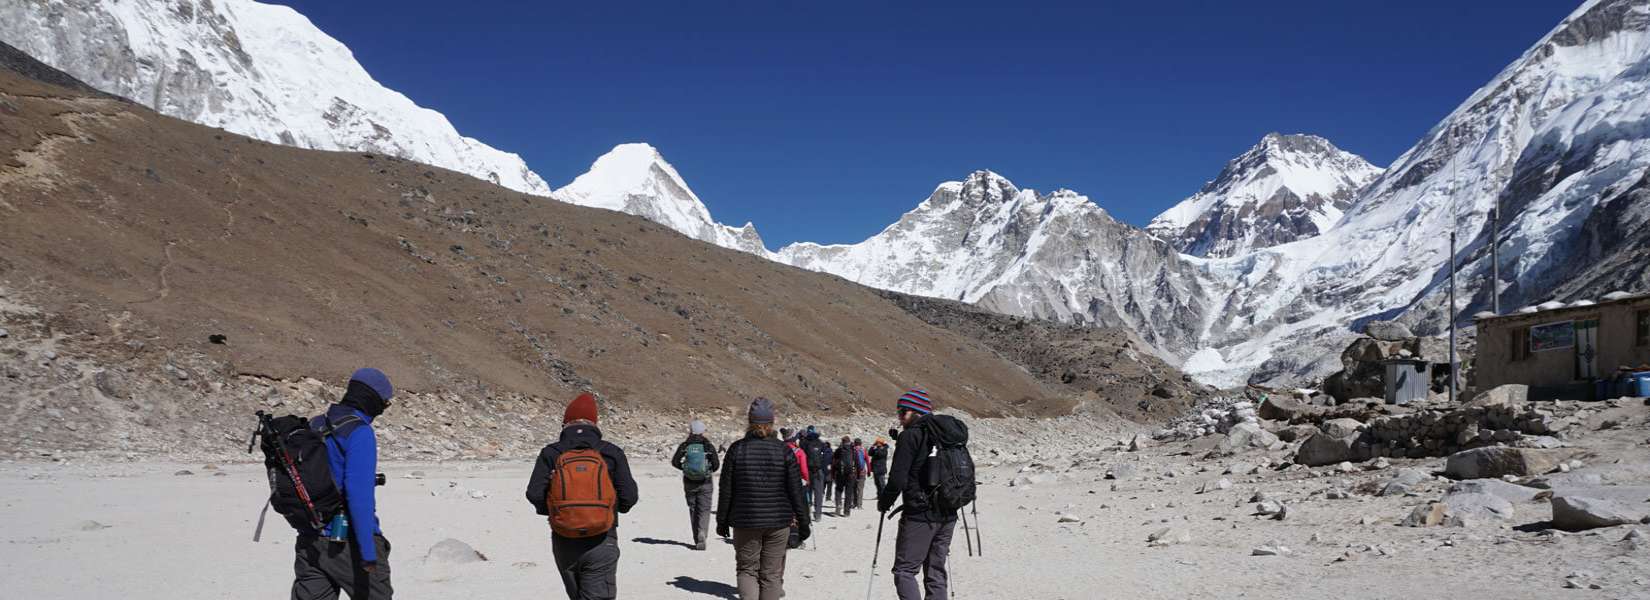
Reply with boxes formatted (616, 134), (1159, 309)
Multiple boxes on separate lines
(1638, 309), (1649, 347)
(1511, 327), (1531, 362)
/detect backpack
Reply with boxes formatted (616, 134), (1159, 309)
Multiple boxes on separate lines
(546, 445), (617, 538)
(682, 442), (711, 481)
(254, 411), (359, 531)
(921, 415), (977, 513)
(810, 442), (832, 475)
(833, 447), (856, 480)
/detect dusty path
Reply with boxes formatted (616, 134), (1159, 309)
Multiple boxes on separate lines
(5, 442), (1647, 599)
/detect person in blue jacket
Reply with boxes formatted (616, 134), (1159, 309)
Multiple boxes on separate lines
(293, 368), (395, 599)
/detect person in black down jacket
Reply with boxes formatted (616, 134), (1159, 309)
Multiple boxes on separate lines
(716, 397), (809, 600)
(877, 388), (960, 600)
(525, 392), (640, 600)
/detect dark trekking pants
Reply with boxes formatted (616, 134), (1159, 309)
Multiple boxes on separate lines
(834, 478), (852, 516)
(685, 478), (715, 547)
(873, 470), (888, 499)
(552, 530), (620, 600)
(892, 518), (956, 600)
(811, 475), (828, 520)
(292, 534), (393, 600)
(732, 526), (789, 600)
(855, 475), (867, 508)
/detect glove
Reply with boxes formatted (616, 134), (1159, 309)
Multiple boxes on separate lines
(716, 524), (730, 539)
(796, 520), (811, 543)
(877, 496), (894, 514)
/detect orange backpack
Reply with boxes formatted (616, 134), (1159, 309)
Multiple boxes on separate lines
(547, 447), (617, 538)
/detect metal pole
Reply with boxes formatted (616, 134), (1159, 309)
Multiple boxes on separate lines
(1490, 202), (1501, 315)
(1449, 230), (1458, 403)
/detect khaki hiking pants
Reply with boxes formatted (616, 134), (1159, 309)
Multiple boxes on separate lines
(732, 526), (789, 600)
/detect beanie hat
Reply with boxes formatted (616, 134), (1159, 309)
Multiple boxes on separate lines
(349, 368), (394, 401)
(689, 419), (706, 435)
(748, 397), (776, 424)
(564, 392), (598, 426)
(897, 388), (933, 415)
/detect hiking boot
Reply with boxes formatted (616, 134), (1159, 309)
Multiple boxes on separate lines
(695, 541), (707, 551)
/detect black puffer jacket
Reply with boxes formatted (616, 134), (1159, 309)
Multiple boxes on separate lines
(716, 432), (809, 530)
(878, 414), (963, 523)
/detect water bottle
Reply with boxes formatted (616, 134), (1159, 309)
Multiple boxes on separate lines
(324, 513), (349, 543)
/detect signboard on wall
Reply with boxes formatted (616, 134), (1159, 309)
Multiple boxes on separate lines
(1530, 320), (1575, 352)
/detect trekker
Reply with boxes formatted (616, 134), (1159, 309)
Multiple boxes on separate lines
(853, 438), (869, 509)
(784, 431), (811, 491)
(292, 368), (396, 600)
(671, 419), (720, 551)
(832, 436), (856, 517)
(526, 392), (641, 600)
(869, 438), (890, 499)
(879, 388), (967, 600)
(716, 398), (810, 600)
(802, 429), (831, 521)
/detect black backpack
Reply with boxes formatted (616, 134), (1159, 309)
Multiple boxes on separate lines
(810, 441), (832, 475)
(252, 411), (359, 531)
(921, 415), (977, 513)
(833, 446), (857, 480)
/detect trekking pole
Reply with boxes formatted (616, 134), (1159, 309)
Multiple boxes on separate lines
(960, 509), (975, 557)
(865, 510), (889, 600)
(963, 497), (976, 553)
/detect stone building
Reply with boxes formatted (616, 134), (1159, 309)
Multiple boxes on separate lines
(1474, 292), (1650, 399)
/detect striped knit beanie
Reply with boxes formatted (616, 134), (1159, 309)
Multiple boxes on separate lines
(897, 388), (933, 415)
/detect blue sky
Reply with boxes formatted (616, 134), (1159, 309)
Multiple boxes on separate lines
(275, 1), (1577, 248)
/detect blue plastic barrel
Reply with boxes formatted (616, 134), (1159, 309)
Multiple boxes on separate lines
(1633, 372), (1650, 397)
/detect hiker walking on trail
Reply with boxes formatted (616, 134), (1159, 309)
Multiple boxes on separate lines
(526, 392), (641, 600)
(853, 438), (869, 509)
(869, 438), (890, 499)
(671, 419), (720, 551)
(716, 398), (810, 600)
(288, 368), (397, 600)
(783, 431), (811, 491)
(832, 436), (857, 517)
(802, 428), (831, 521)
(879, 388), (975, 600)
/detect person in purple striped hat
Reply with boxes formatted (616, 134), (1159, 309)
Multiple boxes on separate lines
(878, 387), (967, 600)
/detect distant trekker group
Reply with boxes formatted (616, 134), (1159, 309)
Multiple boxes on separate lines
(253, 369), (975, 600)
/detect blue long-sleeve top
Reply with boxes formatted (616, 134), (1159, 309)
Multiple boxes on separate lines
(317, 404), (382, 562)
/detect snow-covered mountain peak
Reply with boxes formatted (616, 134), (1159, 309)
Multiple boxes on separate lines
(554, 144), (771, 257)
(1147, 133), (1382, 257)
(0, 0), (553, 196)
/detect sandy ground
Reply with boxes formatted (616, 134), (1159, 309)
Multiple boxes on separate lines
(6, 431), (1650, 600)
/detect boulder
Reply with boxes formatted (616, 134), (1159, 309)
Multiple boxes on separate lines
(1551, 496), (1650, 531)
(1217, 422), (1279, 455)
(1365, 321), (1414, 341)
(1295, 431), (1359, 467)
(1438, 491), (1515, 521)
(1251, 541), (1293, 556)
(1465, 384), (1528, 409)
(1198, 478), (1233, 494)
(1104, 463), (1138, 480)
(1443, 447), (1572, 480)
(1147, 527), (1191, 546)
(1276, 424), (1319, 443)
(1320, 418), (1364, 439)
(426, 538), (489, 564)
(1401, 502), (1462, 527)
(1258, 395), (1316, 422)
(1447, 479), (1542, 504)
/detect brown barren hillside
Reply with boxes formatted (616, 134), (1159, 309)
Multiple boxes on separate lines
(0, 42), (1075, 421)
